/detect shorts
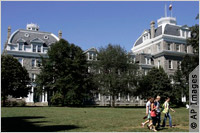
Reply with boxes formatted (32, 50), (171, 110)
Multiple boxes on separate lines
(147, 113), (152, 120)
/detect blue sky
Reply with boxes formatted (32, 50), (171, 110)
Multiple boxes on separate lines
(1, 1), (199, 52)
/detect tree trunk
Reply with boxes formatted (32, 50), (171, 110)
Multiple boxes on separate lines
(111, 95), (115, 107)
(2, 94), (6, 107)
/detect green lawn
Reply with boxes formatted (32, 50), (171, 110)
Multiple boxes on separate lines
(1, 107), (189, 132)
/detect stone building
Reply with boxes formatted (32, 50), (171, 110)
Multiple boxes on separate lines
(132, 16), (193, 78)
(4, 23), (61, 106)
(4, 14), (193, 106)
(84, 48), (145, 106)
(131, 16), (194, 103)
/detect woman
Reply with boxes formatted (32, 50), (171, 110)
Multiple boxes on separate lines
(150, 98), (157, 132)
(141, 97), (151, 127)
(161, 97), (175, 128)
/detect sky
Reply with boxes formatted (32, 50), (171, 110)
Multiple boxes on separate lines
(1, 1), (199, 52)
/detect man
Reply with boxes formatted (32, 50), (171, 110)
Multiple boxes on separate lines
(141, 97), (152, 127)
(161, 97), (175, 128)
(154, 96), (161, 129)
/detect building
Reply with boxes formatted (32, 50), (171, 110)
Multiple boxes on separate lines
(4, 23), (61, 106)
(131, 16), (193, 78)
(4, 12), (192, 106)
(84, 48), (145, 106)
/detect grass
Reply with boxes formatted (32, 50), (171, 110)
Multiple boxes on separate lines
(1, 107), (189, 132)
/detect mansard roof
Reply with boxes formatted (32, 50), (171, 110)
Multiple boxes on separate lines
(8, 29), (59, 46)
(84, 47), (98, 53)
(164, 24), (180, 36)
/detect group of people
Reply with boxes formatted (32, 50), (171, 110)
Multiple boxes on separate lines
(141, 96), (176, 132)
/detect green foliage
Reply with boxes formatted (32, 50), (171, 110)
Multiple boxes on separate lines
(181, 23), (199, 81)
(91, 44), (138, 107)
(2, 100), (26, 107)
(36, 39), (94, 106)
(181, 17), (199, 83)
(50, 92), (63, 106)
(172, 68), (188, 106)
(175, 17), (199, 105)
(136, 67), (172, 102)
(1, 55), (31, 106)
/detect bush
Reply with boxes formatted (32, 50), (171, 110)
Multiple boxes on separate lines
(17, 101), (26, 107)
(50, 92), (63, 106)
(1, 100), (26, 107)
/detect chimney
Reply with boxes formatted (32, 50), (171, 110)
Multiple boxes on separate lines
(7, 26), (11, 42)
(58, 30), (62, 39)
(150, 21), (155, 39)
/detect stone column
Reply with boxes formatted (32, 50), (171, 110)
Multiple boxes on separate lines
(30, 87), (34, 102)
(128, 93), (130, 101)
(42, 92), (45, 102)
(92, 53), (94, 60)
(98, 93), (101, 101)
(87, 53), (89, 60)
(45, 91), (48, 102)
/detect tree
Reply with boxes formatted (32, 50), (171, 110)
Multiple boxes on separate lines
(136, 67), (173, 103)
(181, 15), (199, 82)
(35, 39), (94, 106)
(1, 55), (31, 106)
(173, 67), (188, 106)
(91, 44), (138, 107)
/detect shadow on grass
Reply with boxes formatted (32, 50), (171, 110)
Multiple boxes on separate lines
(1, 116), (80, 132)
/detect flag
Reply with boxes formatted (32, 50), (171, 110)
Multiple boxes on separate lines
(169, 4), (172, 10)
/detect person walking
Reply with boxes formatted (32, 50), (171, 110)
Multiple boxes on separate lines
(154, 96), (161, 129)
(141, 97), (151, 127)
(150, 98), (157, 132)
(161, 97), (175, 128)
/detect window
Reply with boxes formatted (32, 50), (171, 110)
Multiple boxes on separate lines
(158, 60), (160, 68)
(176, 44), (180, 52)
(89, 54), (92, 60)
(24, 33), (29, 37)
(10, 46), (15, 50)
(182, 30), (185, 37)
(169, 60), (173, 69)
(167, 43), (171, 50)
(44, 35), (48, 39)
(38, 45), (41, 53)
(37, 59), (41, 67)
(157, 43), (161, 52)
(177, 61), (181, 70)
(33, 45), (36, 52)
(32, 59), (36, 68)
(19, 43), (23, 51)
(148, 48), (151, 53)
(18, 58), (23, 66)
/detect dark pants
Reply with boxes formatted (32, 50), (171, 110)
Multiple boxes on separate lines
(156, 112), (161, 128)
(152, 116), (157, 126)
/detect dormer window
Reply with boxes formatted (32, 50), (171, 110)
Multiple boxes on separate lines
(24, 33), (29, 37)
(33, 45), (36, 52)
(38, 45), (41, 53)
(19, 43), (23, 51)
(44, 35), (48, 39)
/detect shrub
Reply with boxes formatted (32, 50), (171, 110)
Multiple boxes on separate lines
(50, 92), (63, 106)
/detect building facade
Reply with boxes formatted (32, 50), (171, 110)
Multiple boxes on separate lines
(4, 24), (61, 106)
(4, 15), (192, 106)
(131, 16), (193, 78)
